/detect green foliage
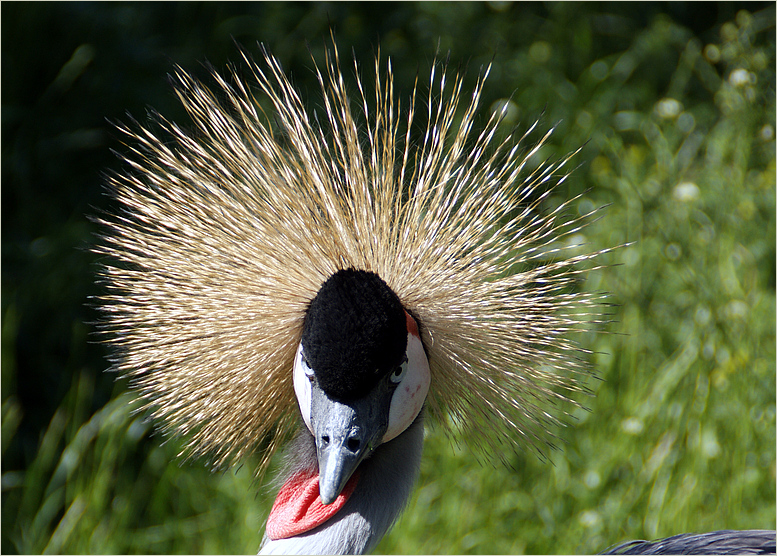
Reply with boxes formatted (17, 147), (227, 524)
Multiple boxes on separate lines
(379, 12), (776, 554)
(3, 3), (774, 554)
(2, 381), (267, 554)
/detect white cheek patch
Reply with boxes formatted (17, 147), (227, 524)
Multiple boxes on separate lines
(292, 343), (314, 433)
(384, 332), (430, 443)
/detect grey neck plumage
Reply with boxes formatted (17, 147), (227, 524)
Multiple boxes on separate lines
(259, 412), (425, 555)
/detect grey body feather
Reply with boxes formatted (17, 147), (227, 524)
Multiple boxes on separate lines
(602, 529), (776, 555)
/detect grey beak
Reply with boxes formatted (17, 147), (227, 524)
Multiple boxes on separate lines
(310, 384), (391, 504)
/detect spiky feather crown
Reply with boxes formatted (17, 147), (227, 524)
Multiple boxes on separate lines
(96, 45), (609, 475)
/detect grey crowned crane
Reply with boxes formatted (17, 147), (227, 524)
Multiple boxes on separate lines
(96, 45), (775, 555)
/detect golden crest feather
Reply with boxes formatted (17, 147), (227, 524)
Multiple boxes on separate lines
(96, 44), (610, 475)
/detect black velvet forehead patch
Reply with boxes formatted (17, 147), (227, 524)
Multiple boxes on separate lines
(301, 268), (407, 401)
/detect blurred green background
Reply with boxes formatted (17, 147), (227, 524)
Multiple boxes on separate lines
(2, 2), (774, 554)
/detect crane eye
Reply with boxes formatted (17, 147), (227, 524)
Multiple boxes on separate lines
(300, 353), (315, 381)
(390, 361), (407, 384)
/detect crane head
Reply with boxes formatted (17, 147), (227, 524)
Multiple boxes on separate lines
(292, 268), (430, 504)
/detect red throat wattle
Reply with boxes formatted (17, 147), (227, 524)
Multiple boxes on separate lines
(266, 468), (360, 540)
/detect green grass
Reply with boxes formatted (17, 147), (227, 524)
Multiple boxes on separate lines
(2, 4), (774, 555)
